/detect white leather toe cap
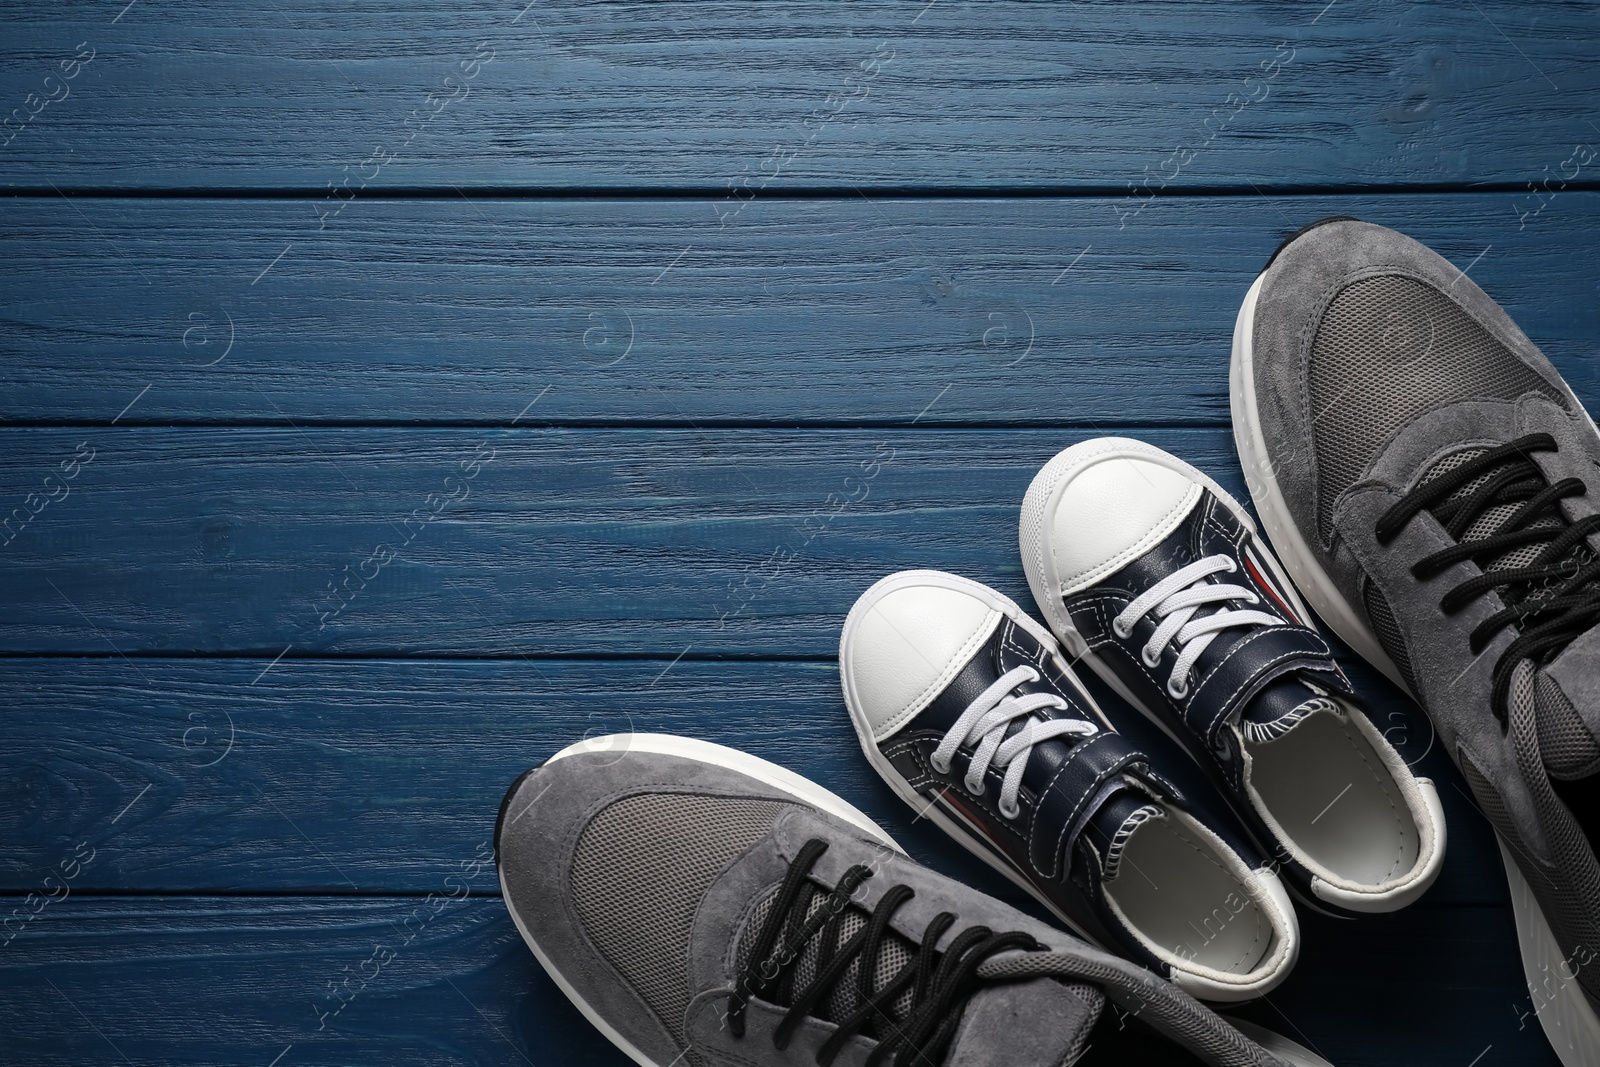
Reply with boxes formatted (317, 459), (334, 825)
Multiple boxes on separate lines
(1032, 441), (1203, 596)
(840, 573), (1003, 744)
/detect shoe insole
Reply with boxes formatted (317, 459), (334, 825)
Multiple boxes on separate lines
(1104, 816), (1271, 975)
(1245, 711), (1418, 886)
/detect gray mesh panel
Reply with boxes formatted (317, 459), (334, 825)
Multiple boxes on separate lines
(1422, 448), (1484, 484)
(1307, 275), (1560, 540)
(1494, 536), (1559, 575)
(570, 794), (787, 1044)
(1425, 449), (1562, 573)
(1536, 674), (1600, 779)
(1458, 752), (1513, 836)
(1427, 447), (1484, 489)
(734, 879), (923, 1036)
(735, 888), (778, 975)
(1415, 449), (1596, 619)
(873, 938), (918, 1024)
(825, 911), (869, 1021)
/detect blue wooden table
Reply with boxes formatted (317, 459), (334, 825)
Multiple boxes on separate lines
(3, 2), (1598, 1063)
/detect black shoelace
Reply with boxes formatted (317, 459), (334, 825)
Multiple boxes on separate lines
(725, 838), (1041, 1067)
(1376, 432), (1600, 722)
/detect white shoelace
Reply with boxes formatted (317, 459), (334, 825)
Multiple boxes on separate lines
(1110, 555), (1282, 700)
(929, 664), (1098, 820)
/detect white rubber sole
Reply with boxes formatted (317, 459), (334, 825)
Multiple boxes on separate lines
(498, 733), (904, 1067)
(839, 569), (1296, 1003)
(1500, 837), (1600, 1066)
(1229, 267), (1600, 1063)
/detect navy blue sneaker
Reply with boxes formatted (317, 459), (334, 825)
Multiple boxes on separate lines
(840, 569), (1299, 1002)
(1019, 437), (1446, 918)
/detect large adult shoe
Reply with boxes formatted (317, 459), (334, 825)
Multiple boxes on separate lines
(1019, 438), (1446, 921)
(497, 733), (1332, 1067)
(1231, 216), (1600, 1064)
(839, 571), (1299, 1003)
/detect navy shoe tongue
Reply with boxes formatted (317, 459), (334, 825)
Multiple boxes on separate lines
(1238, 675), (1332, 743)
(1083, 787), (1163, 881)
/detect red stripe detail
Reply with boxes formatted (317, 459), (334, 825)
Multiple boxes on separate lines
(938, 791), (1005, 851)
(1243, 553), (1299, 623)
(936, 790), (1046, 885)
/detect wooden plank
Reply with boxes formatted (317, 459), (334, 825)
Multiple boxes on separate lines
(0, 656), (1503, 903)
(3, 193), (1598, 426)
(14, 425), (1600, 659)
(0, 894), (1560, 1066)
(0, 1), (1596, 191)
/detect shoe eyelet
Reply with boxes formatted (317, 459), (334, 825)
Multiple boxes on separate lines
(999, 799), (1020, 820)
(1223, 558), (1238, 573)
(1167, 677), (1190, 701)
(930, 755), (952, 775)
(965, 778), (985, 797)
(1141, 646), (1161, 668)
(1112, 618), (1131, 639)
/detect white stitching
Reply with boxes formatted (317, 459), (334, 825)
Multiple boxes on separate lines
(1034, 734), (1120, 878)
(1184, 629), (1330, 734)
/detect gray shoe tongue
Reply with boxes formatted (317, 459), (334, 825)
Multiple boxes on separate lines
(1237, 675), (1335, 744)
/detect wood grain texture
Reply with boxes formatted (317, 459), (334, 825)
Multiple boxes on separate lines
(3, 193), (1597, 426)
(14, 426), (1600, 661)
(0, 895), (1560, 1066)
(0, 1), (1596, 191)
(6, 2), (1597, 1060)
(0, 656), (1500, 904)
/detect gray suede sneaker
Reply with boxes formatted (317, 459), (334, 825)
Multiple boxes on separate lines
(1232, 216), (1600, 1065)
(496, 733), (1332, 1066)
